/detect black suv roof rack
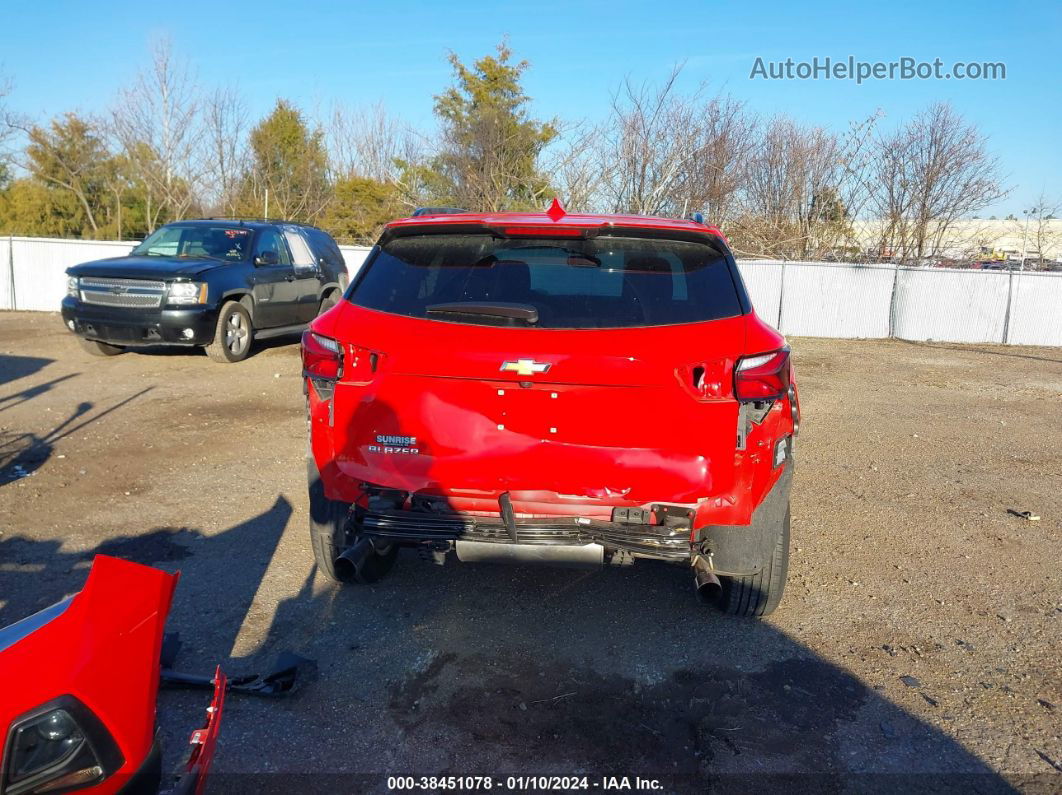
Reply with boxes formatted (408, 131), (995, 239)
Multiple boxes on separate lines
(203, 217), (321, 229)
(411, 207), (469, 217)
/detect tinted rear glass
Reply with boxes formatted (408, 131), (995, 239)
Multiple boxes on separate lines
(350, 233), (743, 328)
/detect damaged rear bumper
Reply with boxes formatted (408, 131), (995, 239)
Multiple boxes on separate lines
(354, 507), (693, 562)
(353, 460), (794, 572)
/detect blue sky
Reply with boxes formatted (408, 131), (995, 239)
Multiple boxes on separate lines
(4, 0), (1059, 216)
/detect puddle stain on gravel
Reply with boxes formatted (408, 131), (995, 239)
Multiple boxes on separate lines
(388, 652), (866, 784)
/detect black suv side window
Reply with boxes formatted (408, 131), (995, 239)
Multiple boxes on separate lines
(306, 228), (344, 270)
(253, 229), (292, 266)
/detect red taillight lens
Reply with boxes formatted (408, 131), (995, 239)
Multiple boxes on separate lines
(301, 330), (342, 380)
(734, 349), (791, 401)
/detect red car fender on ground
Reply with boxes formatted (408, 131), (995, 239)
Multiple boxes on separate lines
(0, 555), (223, 795)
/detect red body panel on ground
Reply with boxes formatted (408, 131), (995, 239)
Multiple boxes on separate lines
(0, 555), (174, 793)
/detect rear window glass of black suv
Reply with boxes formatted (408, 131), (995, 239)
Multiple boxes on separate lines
(304, 227), (346, 270)
(349, 233), (744, 328)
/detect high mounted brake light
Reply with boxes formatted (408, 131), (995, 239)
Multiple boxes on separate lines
(301, 331), (342, 380)
(734, 348), (791, 401)
(498, 225), (587, 238)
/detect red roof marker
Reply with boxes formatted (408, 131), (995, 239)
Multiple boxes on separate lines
(546, 197), (566, 222)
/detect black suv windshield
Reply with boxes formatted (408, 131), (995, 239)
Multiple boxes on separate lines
(350, 233), (744, 328)
(132, 224), (253, 261)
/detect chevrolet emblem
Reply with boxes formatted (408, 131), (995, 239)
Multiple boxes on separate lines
(500, 359), (551, 376)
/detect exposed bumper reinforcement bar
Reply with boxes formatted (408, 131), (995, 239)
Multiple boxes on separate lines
(355, 508), (692, 561)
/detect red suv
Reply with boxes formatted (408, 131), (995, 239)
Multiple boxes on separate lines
(302, 206), (799, 616)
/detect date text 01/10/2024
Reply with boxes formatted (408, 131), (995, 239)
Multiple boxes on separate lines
(386, 776), (664, 791)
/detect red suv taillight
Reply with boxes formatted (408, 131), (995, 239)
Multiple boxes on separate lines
(301, 330), (342, 380)
(734, 348), (791, 401)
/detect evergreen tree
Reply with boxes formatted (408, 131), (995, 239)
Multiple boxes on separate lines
(432, 42), (556, 211)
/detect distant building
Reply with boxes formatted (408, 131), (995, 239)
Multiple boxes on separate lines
(851, 219), (1062, 263)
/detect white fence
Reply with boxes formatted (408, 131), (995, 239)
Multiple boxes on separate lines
(2, 237), (1060, 346)
(735, 260), (1061, 347)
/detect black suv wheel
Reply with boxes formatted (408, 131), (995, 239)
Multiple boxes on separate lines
(206, 301), (253, 363)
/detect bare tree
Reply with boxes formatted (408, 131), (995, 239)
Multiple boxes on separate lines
(111, 37), (202, 230)
(671, 94), (757, 225)
(732, 117), (844, 259)
(202, 85), (247, 217)
(1012, 193), (1062, 267)
(829, 111), (884, 257)
(596, 67), (756, 224)
(598, 68), (694, 216)
(0, 74), (15, 177)
(328, 102), (420, 183)
(540, 121), (602, 212)
(869, 103), (1008, 263)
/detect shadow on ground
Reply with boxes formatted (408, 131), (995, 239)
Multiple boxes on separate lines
(0, 502), (1022, 792)
(898, 338), (1062, 364)
(0, 388), (152, 486)
(0, 354), (54, 387)
(109, 332), (304, 361)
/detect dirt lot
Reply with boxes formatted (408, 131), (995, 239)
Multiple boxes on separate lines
(1, 310), (1059, 792)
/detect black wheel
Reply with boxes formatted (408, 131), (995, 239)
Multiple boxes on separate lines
(716, 505), (790, 617)
(206, 301), (253, 363)
(77, 337), (124, 357)
(308, 455), (397, 583)
(317, 290), (339, 316)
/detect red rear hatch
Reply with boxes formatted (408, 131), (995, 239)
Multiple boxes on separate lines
(322, 304), (750, 511)
(308, 226), (773, 516)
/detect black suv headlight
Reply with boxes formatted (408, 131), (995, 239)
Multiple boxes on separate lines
(166, 281), (207, 305)
(2, 697), (123, 795)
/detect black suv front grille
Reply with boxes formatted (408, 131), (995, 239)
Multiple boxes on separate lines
(79, 278), (166, 309)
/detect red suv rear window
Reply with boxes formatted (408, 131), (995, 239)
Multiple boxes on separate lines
(350, 233), (744, 329)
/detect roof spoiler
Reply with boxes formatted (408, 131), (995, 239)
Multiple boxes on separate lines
(411, 207), (469, 217)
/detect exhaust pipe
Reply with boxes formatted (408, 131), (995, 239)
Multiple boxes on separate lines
(692, 555), (722, 602)
(334, 538), (376, 583)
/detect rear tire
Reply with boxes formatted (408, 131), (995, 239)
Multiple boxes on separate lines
(206, 301), (253, 363)
(78, 338), (124, 357)
(716, 505), (790, 617)
(308, 456), (397, 584)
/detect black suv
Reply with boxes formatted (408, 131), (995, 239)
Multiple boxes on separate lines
(61, 220), (348, 363)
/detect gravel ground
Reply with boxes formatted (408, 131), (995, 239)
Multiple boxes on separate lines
(1, 310), (1059, 793)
